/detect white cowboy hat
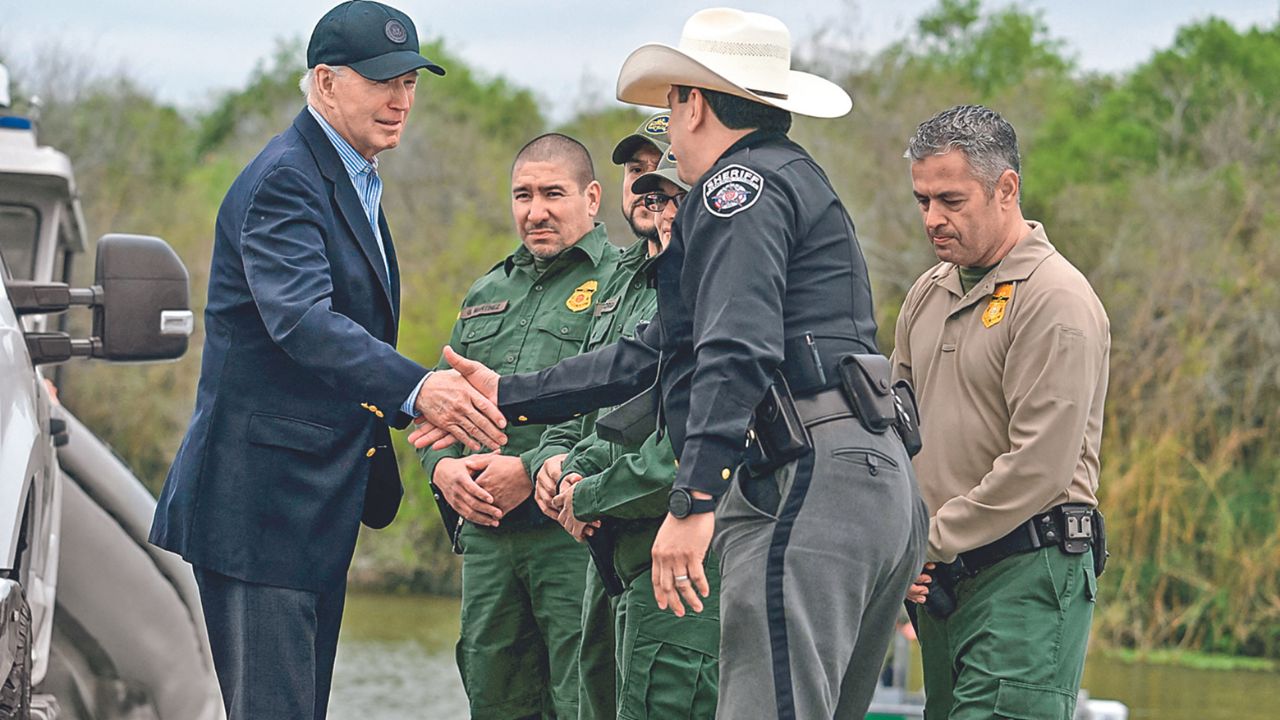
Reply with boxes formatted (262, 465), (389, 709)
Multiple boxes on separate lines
(615, 8), (852, 119)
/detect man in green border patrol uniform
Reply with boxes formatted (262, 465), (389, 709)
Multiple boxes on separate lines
(420, 133), (619, 719)
(552, 154), (721, 719)
(896, 105), (1110, 720)
(524, 113), (672, 720)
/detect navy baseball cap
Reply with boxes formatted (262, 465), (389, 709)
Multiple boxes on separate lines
(308, 1), (445, 81)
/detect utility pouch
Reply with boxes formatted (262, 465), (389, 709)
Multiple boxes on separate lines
(1091, 509), (1108, 577)
(1058, 505), (1095, 555)
(585, 520), (625, 597)
(745, 373), (811, 476)
(596, 384), (659, 448)
(835, 354), (896, 434)
(891, 379), (924, 458)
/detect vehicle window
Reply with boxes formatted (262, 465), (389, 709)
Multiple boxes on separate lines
(0, 204), (40, 280)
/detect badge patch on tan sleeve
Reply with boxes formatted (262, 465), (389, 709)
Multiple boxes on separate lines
(982, 283), (1015, 328)
(566, 280), (598, 312)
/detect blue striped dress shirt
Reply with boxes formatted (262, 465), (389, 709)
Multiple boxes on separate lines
(306, 105), (427, 417)
(307, 105), (389, 278)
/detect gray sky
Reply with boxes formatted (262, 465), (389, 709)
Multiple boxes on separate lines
(2, 1), (1277, 119)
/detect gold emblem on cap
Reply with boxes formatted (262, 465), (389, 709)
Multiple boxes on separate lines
(721, 468), (732, 480)
(645, 115), (670, 134)
(566, 280), (598, 312)
(982, 283), (1015, 328)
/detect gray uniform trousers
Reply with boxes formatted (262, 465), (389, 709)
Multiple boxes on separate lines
(710, 415), (929, 720)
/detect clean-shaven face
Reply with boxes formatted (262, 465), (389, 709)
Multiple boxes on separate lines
(323, 66), (418, 160)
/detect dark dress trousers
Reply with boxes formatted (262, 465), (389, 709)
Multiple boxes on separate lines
(150, 108), (427, 718)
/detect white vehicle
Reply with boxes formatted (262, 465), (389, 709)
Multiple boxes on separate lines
(1, 65), (222, 720)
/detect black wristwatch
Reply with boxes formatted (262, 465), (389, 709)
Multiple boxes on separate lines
(668, 488), (717, 518)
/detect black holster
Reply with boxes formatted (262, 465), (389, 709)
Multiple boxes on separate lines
(921, 561), (963, 619)
(585, 519), (625, 597)
(430, 483), (465, 555)
(596, 385), (659, 448)
(744, 373), (813, 477)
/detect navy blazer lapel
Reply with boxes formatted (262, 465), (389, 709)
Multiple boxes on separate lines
(293, 109), (395, 312)
(380, 210), (402, 330)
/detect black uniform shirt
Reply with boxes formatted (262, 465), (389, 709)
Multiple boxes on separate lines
(500, 130), (878, 497)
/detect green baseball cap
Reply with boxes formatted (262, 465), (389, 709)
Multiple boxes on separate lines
(308, 1), (445, 81)
(611, 112), (671, 165)
(632, 148), (689, 194)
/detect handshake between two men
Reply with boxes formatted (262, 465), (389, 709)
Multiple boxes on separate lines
(414, 345), (586, 530)
(411, 346), (600, 537)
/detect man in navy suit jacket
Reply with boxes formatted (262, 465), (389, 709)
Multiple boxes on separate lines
(149, 3), (506, 717)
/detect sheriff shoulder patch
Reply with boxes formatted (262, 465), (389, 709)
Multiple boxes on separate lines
(981, 283), (1015, 328)
(703, 164), (764, 218)
(566, 280), (598, 312)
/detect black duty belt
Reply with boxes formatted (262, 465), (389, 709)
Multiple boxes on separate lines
(792, 387), (857, 428)
(779, 334), (873, 395)
(956, 503), (1097, 576)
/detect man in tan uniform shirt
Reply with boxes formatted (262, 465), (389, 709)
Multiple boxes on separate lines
(892, 105), (1110, 720)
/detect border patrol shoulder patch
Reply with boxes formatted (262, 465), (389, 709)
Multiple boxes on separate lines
(703, 164), (764, 218)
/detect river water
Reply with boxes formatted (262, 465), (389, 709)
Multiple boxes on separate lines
(329, 592), (1280, 720)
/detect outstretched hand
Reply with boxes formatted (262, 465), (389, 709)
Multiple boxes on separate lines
(409, 346), (507, 451)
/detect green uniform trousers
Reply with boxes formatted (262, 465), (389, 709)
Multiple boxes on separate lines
(577, 568), (617, 720)
(457, 522), (591, 719)
(612, 560), (720, 720)
(919, 547), (1098, 720)
(576, 558), (721, 720)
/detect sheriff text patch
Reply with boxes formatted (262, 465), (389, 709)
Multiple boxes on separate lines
(703, 164), (763, 218)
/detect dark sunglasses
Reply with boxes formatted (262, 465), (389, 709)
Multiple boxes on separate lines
(642, 191), (686, 212)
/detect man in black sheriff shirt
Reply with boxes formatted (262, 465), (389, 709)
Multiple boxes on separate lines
(413, 9), (927, 719)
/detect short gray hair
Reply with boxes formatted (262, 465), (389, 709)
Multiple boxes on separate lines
(299, 65), (346, 99)
(905, 105), (1020, 194)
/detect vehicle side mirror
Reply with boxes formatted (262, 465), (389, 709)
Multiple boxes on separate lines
(92, 234), (193, 362)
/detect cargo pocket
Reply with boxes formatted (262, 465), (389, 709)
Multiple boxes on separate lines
(993, 679), (1076, 720)
(618, 606), (719, 720)
(1084, 561), (1098, 603)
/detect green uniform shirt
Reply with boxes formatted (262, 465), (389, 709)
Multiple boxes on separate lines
(529, 238), (675, 579)
(420, 223), (619, 528)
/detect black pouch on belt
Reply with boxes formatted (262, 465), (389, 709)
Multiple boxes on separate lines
(744, 373), (812, 476)
(891, 379), (924, 458)
(1092, 509), (1108, 577)
(835, 354), (897, 433)
(596, 384), (659, 448)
